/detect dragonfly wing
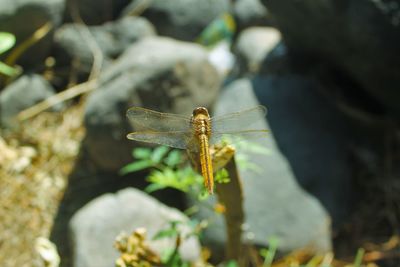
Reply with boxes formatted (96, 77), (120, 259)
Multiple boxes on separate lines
(127, 131), (196, 150)
(127, 107), (192, 132)
(209, 129), (268, 146)
(211, 105), (267, 133)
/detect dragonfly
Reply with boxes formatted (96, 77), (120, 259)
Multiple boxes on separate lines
(126, 105), (267, 194)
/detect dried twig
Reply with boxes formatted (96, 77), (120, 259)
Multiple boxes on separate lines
(5, 22), (53, 67)
(124, 0), (152, 17)
(17, 79), (97, 121)
(17, 0), (105, 121)
(69, 0), (104, 81)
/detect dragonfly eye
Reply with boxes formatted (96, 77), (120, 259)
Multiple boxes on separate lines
(193, 107), (209, 117)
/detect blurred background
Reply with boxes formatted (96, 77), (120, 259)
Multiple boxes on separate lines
(0, 0), (399, 266)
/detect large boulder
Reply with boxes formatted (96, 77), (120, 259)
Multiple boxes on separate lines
(261, 0), (400, 118)
(0, 0), (65, 68)
(234, 27), (281, 74)
(84, 37), (221, 171)
(0, 74), (57, 127)
(54, 16), (156, 75)
(121, 0), (231, 41)
(253, 73), (357, 227)
(193, 79), (332, 257)
(233, 0), (271, 31)
(63, 0), (130, 25)
(70, 188), (201, 267)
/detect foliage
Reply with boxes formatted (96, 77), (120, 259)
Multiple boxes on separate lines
(121, 146), (230, 195)
(260, 237), (279, 267)
(0, 32), (15, 54)
(0, 32), (19, 77)
(353, 248), (365, 267)
(214, 168), (230, 184)
(152, 219), (207, 267)
(120, 146), (203, 193)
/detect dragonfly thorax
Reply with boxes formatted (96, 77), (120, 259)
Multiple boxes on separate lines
(191, 107), (211, 137)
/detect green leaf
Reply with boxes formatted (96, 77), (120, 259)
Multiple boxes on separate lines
(198, 189), (210, 200)
(0, 32), (16, 54)
(353, 248), (365, 267)
(164, 150), (182, 167)
(146, 168), (182, 192)
(261, 237), (279, 267)
(215, 168), (230, 184)
(132, 147), (152, 159)
(152, 228), (179, 240)
(161, 247), (188, 267)
(160, 248), (175, 264)
(225, 260), (239, 267)
(151, 146), (169, 163)
(119, 159), (153, 174)
(145, 182), (168, 193)
(0, 61), (19, 76)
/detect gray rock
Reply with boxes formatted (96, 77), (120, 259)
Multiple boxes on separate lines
(252, 74), (357, 227)
(70, 188), (201, 267)
(64, 0), (130, 25)
(234, 27), (281, 74)
(54, 16), (156, 74)
(0, 74), (57, 127)
(258, 41), (290, 75)
(261, 0), (400, 118)
(0, 0), (65, 68)
(233, 0), (271, 31)
(122, 0), (231, 41)
(193, 79), (332, 256)
(84, 37), (221, 171)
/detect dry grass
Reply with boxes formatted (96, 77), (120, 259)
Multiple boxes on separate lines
(0, 104), (84, 267)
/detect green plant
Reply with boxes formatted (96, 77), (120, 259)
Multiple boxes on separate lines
(224, 260), (239, 267)
(260, 237), (279, 267)
(151, 219), (208, 267)
(0, 32), (19, 77)
(120, 146), (231, 195)
(353, 248), (364, 267)
(120, 146), (203, 193)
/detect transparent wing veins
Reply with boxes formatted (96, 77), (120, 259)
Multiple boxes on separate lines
(211, 105), (267, 133)
(127, 107), (192, 132)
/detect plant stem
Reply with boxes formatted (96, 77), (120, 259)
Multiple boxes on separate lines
(215, 155), (245, 264)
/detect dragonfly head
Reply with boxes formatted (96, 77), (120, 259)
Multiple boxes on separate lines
(192, 107), (210, 118)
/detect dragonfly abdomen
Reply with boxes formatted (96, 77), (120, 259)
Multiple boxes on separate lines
(199, 133), (214, 194)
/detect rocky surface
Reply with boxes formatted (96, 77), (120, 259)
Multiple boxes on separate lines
(54, 16), (156, 74)
(122, 0), (231, 41)
(63, 0), (130, 25)
(0, 0), (65, 68)
(70, 188), (201, 267)
(253, 74), (356, 226)
(261, 0), (400, 118)
(84, 36), (221, 171)
(0, 74), (57, 127)
(192, 79), (332, 257)
(233, 0), (271, 31)
(234, 27), (281, 74)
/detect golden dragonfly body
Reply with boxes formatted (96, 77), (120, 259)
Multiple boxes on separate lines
(126, 105), (267, 194)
